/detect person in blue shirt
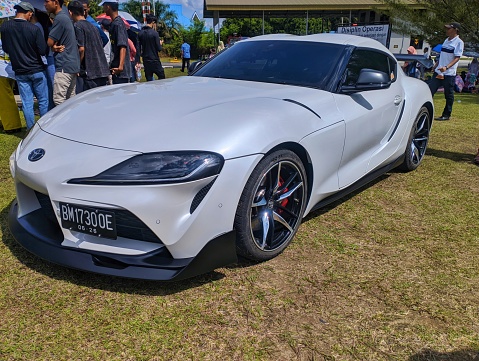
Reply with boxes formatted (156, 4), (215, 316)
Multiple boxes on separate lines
(80, 0), (109, 47)
(180, 39), (190, 72)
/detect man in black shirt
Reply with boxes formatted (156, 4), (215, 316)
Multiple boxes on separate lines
(68, 1), (110, 92)
(0, 1), (49, 130)
(138, 14), (165, 81)
(100, 0), (131, 84)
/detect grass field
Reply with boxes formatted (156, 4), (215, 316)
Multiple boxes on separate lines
(0, 82), (478, 360)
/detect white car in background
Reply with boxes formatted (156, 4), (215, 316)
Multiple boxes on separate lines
(9, 34), (433, 281)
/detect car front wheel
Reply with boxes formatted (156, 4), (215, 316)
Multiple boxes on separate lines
(234, 150), (307, 261)
(400, 106), (431, 171)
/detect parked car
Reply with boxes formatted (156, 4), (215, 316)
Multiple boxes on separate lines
(9, 34), (433, 281)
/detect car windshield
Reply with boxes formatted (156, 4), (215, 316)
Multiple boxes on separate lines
(192, 40), (345, 90)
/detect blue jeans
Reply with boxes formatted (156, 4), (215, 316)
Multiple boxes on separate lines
(16, 71), (49, 129)
(46, 55), (55, 110)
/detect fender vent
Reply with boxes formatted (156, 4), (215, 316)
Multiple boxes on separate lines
(190, 178), (216, 214)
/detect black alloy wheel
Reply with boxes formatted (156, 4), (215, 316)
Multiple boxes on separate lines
(235, 150), (307, 261)
(400, 106), (431, 171)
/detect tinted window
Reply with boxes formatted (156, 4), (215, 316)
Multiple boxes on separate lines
(193, 40), (345, 90)
(343, 49), (395, 86)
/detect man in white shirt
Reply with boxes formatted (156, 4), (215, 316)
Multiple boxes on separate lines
(428, 22), (464, 121)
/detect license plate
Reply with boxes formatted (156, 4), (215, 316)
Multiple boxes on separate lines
(59, 202), (117, 239)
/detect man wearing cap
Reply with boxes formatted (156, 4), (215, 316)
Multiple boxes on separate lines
(45, 0), (80, 106)
(0, 1), (49, 130)
(428, 22), (464, 121)
(100, 0), (131, 84)
(138, 14), (165, 81)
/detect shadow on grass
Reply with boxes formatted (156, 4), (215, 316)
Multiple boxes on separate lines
(0, 202), (228, 295)
(426, 147), (475, 163)
(409, 348), (479, 361)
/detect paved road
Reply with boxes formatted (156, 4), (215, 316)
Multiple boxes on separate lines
(162, 61), (182, 68)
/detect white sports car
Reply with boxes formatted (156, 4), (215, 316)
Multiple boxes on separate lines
(9, 34), (433, 280)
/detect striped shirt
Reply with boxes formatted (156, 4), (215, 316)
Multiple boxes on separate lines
(436, 35), (464, 76)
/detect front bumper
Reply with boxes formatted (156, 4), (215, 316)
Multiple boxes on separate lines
(8, 200), (238, 281)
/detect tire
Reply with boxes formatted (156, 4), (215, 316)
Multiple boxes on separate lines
(234, 150), (307, 261)
(399, 106), (431, 172)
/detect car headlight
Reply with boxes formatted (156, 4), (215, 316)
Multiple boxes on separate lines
(69, 151), (224, 185)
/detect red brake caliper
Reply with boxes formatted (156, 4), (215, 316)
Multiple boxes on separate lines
(278, 177), (289, 211)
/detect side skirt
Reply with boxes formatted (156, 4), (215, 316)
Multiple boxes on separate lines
(310, 155), (404, 212)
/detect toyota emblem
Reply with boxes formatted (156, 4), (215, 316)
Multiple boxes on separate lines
(28, 148), (45, 162)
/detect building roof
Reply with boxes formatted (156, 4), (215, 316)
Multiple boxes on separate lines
(203, 0), (419, 18)
(206, 0), (390, 10)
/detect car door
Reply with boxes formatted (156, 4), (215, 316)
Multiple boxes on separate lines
(333, 49), (404, 189)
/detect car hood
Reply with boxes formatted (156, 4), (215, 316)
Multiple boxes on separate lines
(37, 77), (337, 158)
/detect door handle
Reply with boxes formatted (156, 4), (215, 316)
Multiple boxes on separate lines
(394, 95), (402, 105)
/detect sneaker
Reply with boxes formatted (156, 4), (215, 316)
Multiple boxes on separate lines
(434, 116), (450, 121)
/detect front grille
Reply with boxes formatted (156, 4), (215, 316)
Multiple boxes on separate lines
(35, 191), (164, 244)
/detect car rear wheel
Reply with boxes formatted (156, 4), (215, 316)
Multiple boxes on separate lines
(399, 106), (431, 172)
(234, 150), (307, 261)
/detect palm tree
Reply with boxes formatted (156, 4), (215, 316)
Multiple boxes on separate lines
(120, 0), (180, 40)
(153, 2), (180, 40)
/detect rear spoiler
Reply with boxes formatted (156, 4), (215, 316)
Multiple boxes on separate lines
(393, 54), (434, 69)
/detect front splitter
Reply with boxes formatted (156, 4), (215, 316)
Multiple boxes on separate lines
(8, 200), (238, 281)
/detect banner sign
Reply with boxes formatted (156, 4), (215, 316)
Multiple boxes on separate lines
(337, 24), (390, 47)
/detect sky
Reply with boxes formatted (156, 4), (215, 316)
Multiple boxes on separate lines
(146, 0), (203, 20)
(119, 0), (213, 27)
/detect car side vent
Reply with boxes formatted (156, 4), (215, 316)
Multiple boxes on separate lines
(190, 178), (217, 214)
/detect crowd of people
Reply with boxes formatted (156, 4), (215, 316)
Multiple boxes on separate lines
(0, 0), (165, 133)
(400, 22), (478, 165)
(455, 58), (478, 93)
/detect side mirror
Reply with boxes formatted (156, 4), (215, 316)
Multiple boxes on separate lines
(188, 61), (203, 75)
(341, 68), (391, 94)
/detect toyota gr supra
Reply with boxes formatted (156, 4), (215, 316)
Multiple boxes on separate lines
(9, 34), (433, 281)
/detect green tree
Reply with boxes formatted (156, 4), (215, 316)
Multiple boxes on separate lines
(120, 0), (180, 40)
(381, 0), (479, 49)
(120, 0), (140, 20)
(198, 28), (215, 57)
(219, 17), (326, 45)
(88, 0), (103, 17)
(220, 18), (269, 40)
(153, 2), (180, 40)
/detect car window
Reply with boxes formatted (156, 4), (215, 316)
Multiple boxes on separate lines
(342, 49), (396, 86)
(193, 40), (345, 90)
